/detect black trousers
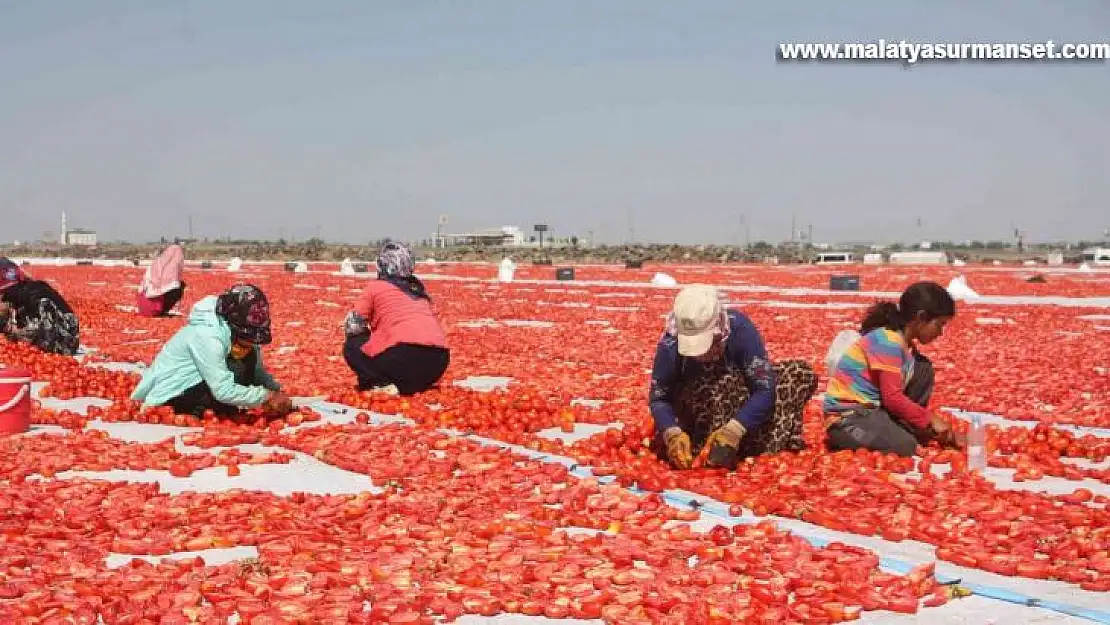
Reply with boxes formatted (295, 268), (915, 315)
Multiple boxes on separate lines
(167, 350), (258, 417)
(825, 353), (935, 457)
(160, 286), (185, 316)
(343, 335), (449, 396)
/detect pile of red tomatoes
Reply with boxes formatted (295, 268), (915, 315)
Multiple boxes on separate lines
(0, 263), (1106, 622)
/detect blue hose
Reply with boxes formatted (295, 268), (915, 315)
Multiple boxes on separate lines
(316, 405), (1110, 624)
(515, 445), (1110, 623)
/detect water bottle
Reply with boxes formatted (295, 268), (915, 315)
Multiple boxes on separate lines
(967, 414), (986, 472)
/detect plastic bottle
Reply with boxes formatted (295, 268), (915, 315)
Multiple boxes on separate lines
(967, 414), (986, 472)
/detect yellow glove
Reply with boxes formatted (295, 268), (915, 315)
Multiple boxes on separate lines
(705, 420), (747, 468)
(663, 427), (693, 470)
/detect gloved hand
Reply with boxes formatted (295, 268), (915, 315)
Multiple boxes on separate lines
(263, 390), (293, 416)
(663, 427), (693, 470)
(343, 312), (369, 337)
(705, 420), (748, 468)
(928, 412), (964, 449)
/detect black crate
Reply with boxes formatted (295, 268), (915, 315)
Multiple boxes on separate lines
(829, 275), (861, 291)
(556, 267), (575, 281)
(284, 262), (298, 272)
(533, 258), (553, 266)
(200, 261), (213, 269)
(625, 259), (643, 269)
(76, 260), (93, 266)
(353, 263), (370, 273)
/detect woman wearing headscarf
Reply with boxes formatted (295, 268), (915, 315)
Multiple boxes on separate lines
(137, 245), (186, 317)
(132, 284), (292, 418)
(342, 241), (449, 395)
(649, 285), (818, 470)
(0, 258), (81, 355)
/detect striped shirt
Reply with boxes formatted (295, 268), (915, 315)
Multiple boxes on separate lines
(823, 328), (913, 414)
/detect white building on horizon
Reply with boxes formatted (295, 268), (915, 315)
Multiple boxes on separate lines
(431, 225), (587, 249)
(59, 212), (98, 246)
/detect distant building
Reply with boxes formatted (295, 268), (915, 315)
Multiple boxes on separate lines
(431, 225), (586, 249)
(65, 229), (98, 246)
(1082, 248), (1110, 266)
(59, 212), (97, 246)
(890, 251), (948, 265)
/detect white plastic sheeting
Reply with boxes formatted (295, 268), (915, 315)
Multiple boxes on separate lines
(650, 272), (677, 287)
(947, 275), (981, 301)
(498, 258), (516, 283)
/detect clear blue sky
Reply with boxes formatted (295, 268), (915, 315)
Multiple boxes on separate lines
(1, 0), (1108, 245)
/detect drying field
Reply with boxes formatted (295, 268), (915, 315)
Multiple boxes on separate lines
(1, 261), (1108, 624)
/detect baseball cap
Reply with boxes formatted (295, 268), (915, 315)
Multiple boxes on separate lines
(673, 284), (723, 357)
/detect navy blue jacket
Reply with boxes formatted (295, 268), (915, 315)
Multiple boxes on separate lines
(649, 309), (776, 437)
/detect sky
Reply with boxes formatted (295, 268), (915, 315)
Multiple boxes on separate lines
(1, 0), (1108, 246)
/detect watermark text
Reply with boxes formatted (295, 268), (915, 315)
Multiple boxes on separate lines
(777, 40), (1109, 64)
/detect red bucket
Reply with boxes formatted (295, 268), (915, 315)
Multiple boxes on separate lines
(0, 365), (32, 434)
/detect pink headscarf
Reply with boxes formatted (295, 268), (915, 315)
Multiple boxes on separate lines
(140, 245), (185, 298)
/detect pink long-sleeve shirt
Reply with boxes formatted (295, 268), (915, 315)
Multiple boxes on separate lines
(353, 281), (447, 357)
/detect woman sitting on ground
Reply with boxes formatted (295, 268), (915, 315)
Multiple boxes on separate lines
(136, 244), (186, 317)
(132, 284), (292, 418)
(650, 284), (818, 470)
(342, 241), (449, 396)
(0, 258), (80, 355)
(824, 281), (961, 457)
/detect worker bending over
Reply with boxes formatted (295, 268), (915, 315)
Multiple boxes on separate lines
(650, 285), (818, 469)
(0, 258), (80, 355)
(824, 281), (962, 456)
(136, 245), (186, 317)
(342, 241), (449, 395)
(132, 284), (292, 418)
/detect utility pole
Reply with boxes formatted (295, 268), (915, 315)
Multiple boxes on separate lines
(790, 215), (796, 243)
(626, 210), (635, 246)
(188, 215), (194, 240)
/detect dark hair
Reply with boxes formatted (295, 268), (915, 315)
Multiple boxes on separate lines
(860, 281), (955, 334)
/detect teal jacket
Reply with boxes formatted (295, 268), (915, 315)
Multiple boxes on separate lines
(131, 296), (280, 409)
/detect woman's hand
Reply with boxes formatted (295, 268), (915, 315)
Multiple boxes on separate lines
(343, 312), (369, 337)
(663, 427), (693, 470)
(929, 412), (964, 449)
(263, 390), (293, 416)
(704, 420), (748, 468)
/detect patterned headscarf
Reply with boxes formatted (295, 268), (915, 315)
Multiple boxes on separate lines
(0, 257), (27, 291)
(215, 284), (272, 345)
(377, 240), (415, 278)
(377, 241), (429, 301)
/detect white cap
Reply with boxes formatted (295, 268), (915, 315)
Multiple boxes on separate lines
(673, 284), (722, 357)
